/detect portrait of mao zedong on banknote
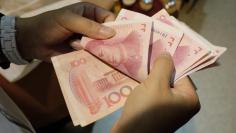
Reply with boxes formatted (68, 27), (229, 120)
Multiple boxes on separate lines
(85, 31), (142, 79)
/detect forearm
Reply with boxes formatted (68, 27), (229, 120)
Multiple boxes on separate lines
(0, 14), (32, 69)
(15, 16), (36, 61)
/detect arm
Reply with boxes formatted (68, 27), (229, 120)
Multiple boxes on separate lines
(112, 53), (200, 133)
(15, 2), (116, 62)
(1, 2), (116, 65)
(0, 2), (116, 127)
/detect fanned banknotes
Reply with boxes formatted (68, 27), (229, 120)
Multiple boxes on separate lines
(52, 9), (227, 126)
(80, 20), (152, 82)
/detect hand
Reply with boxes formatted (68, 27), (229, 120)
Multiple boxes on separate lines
(83, 0), (115, 9)
(111, 53), (200, 133)
(15, 2), (116, 62)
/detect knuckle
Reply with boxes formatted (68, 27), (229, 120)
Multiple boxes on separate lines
(54, 10), (70, 23)
(142, 79), (152, 89)
(107, 12), (116, 18)
(154, 54), (173, 70)
(89, 22), (102, 35)
(144, 75), (169, 92)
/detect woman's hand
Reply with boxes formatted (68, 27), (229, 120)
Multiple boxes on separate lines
(16, 2), (116, 62)
(112, 53), (200, 133)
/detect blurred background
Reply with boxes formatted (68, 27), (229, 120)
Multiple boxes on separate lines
(0, 0), (235, 133)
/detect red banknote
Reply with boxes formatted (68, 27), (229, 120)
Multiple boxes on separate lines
(80, 20), (152, 82)
(52, 50), (139, 126)
(52, 9), (226, 127)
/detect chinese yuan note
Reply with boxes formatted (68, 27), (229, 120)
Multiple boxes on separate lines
(116, 9), (184, 70)
(52, 50), (139, 126)
(152, 9), (210, 79)
(170, 18), (227, 79)
(80, 21), (152, 82)
(51, 9), (227, 128)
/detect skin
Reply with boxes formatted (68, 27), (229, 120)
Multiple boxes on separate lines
(13, 2), (116, 127)
(111, 53), (200, 133)
(16, 2), (116, 62)
(14, 2), (200, 132)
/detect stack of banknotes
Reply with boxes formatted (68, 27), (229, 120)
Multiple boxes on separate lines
(52, 9), (227, 127)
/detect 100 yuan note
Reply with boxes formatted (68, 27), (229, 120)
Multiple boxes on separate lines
(152, 9), (210, 80)
(52, 50), (139, 126)
(116, 9), (184, 70)
(171, 18), (227, 79)
(80, 20), (152, 82)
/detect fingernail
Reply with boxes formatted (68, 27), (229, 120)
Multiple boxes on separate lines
(159, 52), (172, 58)
(71, 40), (82, 50)
(99, 26), (116, 38)
(104, 15), (116, 22)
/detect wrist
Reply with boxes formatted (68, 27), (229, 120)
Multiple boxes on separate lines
(15, 17), (33, 61)
(0, 16), (32, 65)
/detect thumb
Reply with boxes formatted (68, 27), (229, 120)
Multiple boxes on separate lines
(146, 52), (175, 90)
(57, 12), (116, 39)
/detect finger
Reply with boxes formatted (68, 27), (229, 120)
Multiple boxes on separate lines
(172, 76), (200, 113)
(145, 52), (174, 90)
(94, 6), (116, 22)
(70, 40), (83, 50)
(82, 3), (116, 22)
(69, 2), (115, 22)
(175, 76), (197, 90)
(173, 76), (197, 97)
(83, 0), (115, 10)
(57, 12), (116, 39)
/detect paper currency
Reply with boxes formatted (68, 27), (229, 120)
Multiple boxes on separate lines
(116, 9), (184, 70)
(52, 50), (139, 126)
(170, 18), (227, 79)
(52, 9), (227, 126)
(80, 20), (152, 82)
(152, 9), (212, 79)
